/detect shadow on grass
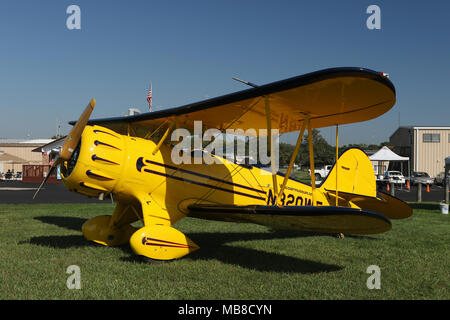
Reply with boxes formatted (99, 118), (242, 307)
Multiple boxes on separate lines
(30, 215), (344, 274)
(123, 230), (344, 273)
(34, 216), (86, 231)
(18, 216), (90, 248)
(184, 231), (344, 273)
(21, 235), (89, 248)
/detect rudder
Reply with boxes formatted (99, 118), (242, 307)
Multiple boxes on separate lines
(320, 148), (376, 198)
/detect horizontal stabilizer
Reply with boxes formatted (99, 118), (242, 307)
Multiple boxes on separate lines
(327, 191), (412, 220)
(188, 204), (391, 235)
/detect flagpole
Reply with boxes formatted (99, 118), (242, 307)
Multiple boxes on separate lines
(147, 81), (153, 112)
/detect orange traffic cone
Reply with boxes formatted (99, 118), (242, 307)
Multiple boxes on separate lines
(406, 180), (410, 190)
(426, 184), (430, 192)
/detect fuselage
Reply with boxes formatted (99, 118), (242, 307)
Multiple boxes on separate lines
(61, 125), (332, 225)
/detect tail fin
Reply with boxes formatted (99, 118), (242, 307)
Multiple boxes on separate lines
(321, 147), (412, 220)
(320, 148), (376, 198)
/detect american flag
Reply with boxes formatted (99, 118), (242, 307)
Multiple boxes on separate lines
(147, 82), (152, 111)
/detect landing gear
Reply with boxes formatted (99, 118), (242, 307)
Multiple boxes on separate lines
(81, 201), (200, 261)
(129, 225), (199, 261)
(82, 215), (137, 246)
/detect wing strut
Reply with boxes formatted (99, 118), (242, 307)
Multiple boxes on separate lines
(335, 124), (339, 206)
(307, 118), (316, 205)
(276, 116), (308, 206)
(152, 117), (177, 154)
(264, 96), (278, 198)
(127, 123), (137, 137)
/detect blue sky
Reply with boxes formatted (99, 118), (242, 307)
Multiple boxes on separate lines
(1, 0), (449, 145)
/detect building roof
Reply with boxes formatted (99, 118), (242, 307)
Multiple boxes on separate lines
(0, 138), (54, 147)
(0, 138), (53, 143)
(32, 136), (66, 153)
(18, 139), (54, 144)
(397, 126), (450, 130)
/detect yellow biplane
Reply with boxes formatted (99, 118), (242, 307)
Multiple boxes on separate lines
(34, 67), (412, 261)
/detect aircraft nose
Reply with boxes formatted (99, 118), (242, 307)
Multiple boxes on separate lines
(62, 125), (125, 198)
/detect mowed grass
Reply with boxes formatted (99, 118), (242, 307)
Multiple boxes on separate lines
(0, 202), (448, 300)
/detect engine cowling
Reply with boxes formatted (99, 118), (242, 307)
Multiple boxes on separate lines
(61, 125), (126, 198)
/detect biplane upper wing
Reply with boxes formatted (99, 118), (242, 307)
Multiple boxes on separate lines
(75, 67), (395, 136)
(187, 204), (392, 235)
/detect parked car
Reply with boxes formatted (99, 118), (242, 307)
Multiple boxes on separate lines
(410, 171), (434, 185)
(383, 171), (405, 184)
(434, 171), (449, 186)
(308, 165), (332, 180)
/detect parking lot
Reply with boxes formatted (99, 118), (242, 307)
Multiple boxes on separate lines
(377, 182), (448, 203)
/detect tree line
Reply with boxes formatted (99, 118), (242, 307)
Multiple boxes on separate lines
(279, 129), (390, 168)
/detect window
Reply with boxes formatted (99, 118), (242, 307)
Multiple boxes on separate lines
(423, 133), (440, 143)
(448, 133), (450, 143)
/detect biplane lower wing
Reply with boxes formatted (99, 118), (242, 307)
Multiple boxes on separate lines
(187, 204), (391, 235)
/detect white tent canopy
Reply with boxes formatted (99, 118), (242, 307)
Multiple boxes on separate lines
(369, 146), (410, 179)
(369, 146), (409, 161)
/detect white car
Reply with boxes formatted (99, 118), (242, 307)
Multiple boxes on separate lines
(411, 171), (434, 185)
(383, 171), (405, 184)
(308, 165), (332, 180)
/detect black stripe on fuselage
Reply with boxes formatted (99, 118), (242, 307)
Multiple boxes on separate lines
(142, 168), (265, 201)
(144, 159), (265, 195)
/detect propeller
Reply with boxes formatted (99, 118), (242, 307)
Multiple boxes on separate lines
(33, 99), (96, 199)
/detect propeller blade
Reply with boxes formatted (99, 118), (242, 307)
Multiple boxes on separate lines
(33, 98), (96, 199)
(32, 159), (60, 199)
(60, 98), (96, 161)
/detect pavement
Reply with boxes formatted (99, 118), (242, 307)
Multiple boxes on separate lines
(377, 183), (449, 203)
(0, 181), (104, 204)
(1, 180), (448, 204)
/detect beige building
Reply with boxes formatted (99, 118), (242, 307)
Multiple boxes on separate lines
(390, 126), (450, 178)
(0, 139), (53, 174)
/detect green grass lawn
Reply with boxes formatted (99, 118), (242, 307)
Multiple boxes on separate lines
(0, 202), (448, 299)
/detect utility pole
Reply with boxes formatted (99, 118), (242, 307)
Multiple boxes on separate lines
(417, 183), (422, 203)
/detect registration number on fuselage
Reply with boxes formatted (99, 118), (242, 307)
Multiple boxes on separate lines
(265, 189), (322, 206)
